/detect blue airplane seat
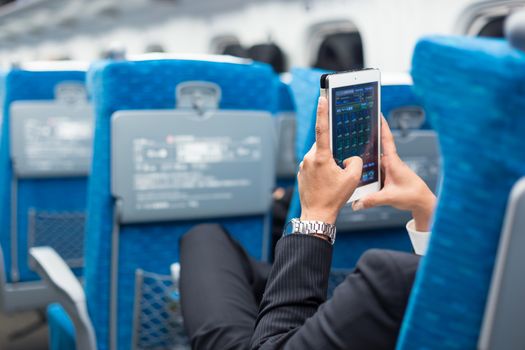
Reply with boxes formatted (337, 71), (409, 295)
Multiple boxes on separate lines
(276, 77), (295, 112)
(287, 68), (425, 273)
(382, 74), (432, 130)
(397, 36), (525, 349)
(382, 83), (417, 116)
(0, 65), (91, 313)
(288, 68), (327, 162)
(42, 57), (277, 350)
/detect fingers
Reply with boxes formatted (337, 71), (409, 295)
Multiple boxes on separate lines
(353, 190), (389, 211)
(342, 156), (363, 182)
(315, 96), (330, 154)
(381, 115), (397, 156)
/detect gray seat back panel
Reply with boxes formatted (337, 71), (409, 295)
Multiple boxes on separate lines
(275, 112), (297, 178)
(479, 177), (525, 350)
(111, 109), (275, 224)
(10, 101), (94, 178)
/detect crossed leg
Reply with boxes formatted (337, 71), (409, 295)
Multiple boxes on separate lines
(179, 224), (271, 350)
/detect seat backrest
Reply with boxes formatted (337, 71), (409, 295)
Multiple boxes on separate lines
(287, 68), (437, 268)
(0, 65), (91, 284)
(381, 72), (431, 130)
(397, 36), (525, 349)
(479, 177), (525, 350)
(274, 78), (297, 183)
(84, 58), (277, 350)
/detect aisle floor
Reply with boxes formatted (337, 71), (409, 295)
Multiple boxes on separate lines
(0, 310), (48, 350)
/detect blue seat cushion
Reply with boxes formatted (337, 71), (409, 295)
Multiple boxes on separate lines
(397, 36), (525, 349)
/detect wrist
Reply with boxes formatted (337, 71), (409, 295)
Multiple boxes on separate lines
(300, 210), (337, 225)
(411, 192), (436, 231)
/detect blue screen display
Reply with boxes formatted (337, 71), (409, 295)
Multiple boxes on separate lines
(331, 82), (379, 185)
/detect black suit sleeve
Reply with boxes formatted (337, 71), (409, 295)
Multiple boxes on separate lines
(251, 235), (420, 350)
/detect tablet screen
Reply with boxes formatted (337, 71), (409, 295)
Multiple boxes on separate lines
(332, 82), (379, 185)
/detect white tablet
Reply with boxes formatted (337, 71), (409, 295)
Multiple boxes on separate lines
(321, 69), (381, 202)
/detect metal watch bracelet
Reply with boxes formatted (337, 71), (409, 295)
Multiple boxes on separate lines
(284, 218), (336, 245)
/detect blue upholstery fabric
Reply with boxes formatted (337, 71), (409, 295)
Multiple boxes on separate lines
(276, 79), (295, 113)
(48, 303), (76, 350)
(382, 84), (431, 129)
(382, 84), (417, 116)
(79, 59), (277, 350)
(288, 68), (326, 161)
(397, 36), (525, 349)
(287, 68), (412, 268)
(0, 69), (87, 283)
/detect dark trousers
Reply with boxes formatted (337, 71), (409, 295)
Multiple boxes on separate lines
(180, 224), (419, 350)
(179, 224), (271, 349)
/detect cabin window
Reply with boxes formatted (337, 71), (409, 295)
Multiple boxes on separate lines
(221, 43), (249, 58)
(247, 43), (287, 73)
(477, 16), (506, 37)
(460, 2), (525, 38)
(211, 35), (287, 73)
(211, 35), (249, 58)
(313, 32), (364, 71)
(144, 43), (166, 53)
(308, 21), (364, 71)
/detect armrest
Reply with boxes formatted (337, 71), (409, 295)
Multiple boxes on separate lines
(30, 247), (96, 350)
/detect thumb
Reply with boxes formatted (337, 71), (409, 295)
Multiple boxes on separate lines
(342, 156), (363, 182)
(353, 190), (389, 211)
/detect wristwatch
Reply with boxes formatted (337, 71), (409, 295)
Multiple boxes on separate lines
(283, 218), (337, 245)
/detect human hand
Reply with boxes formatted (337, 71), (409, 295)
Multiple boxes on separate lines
(352, 116), (436, 231)
(298, 96), (363, 225)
